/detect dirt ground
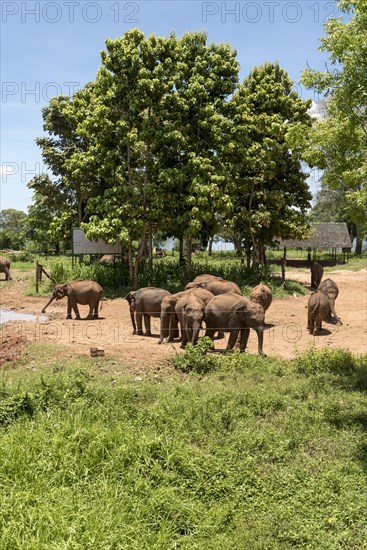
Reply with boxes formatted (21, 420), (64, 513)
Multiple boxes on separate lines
(1, 268), (366, 367)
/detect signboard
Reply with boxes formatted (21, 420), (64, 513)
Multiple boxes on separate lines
(72, 228), (122, 255)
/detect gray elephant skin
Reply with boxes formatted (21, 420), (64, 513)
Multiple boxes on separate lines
(249, 283), (272, 312)
(175, 293), (208, 348)
(307, 290), (331, 335)
(42, 280), (103, 320)
(185, 278), (241, 296)
(318, 278), (342, 324)
(310, 262), (324, 289)
(204, 293), (266, 355)
(125, 287), (172, 336)
(0, 256), (12, 280)
(159, 288), (214, 344)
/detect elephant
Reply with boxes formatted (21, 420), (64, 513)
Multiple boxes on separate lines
(175, 293), (206, 348)
(0, 256), (12, 280)
(159, 288), (214, 344)
(204, 293), (266, 355)
(310, 262), (324, 289)
(307, 290), (331, 335)
(125, 287), (172, 336)
(100, 254), (114, 264)
(191, 274), (223, 283)
(318, 278), (342, 324)
(185, 278), (242, 296)
(249, 283), (272, 312)
(42, 280), (103, 320)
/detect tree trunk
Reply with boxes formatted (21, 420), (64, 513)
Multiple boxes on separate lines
(355, 235), (362, 255)
(148, 223), (153, 276)
(208, 237), (213, 256)
(179, 238), (185, 267)
(186, 237), (192, 278)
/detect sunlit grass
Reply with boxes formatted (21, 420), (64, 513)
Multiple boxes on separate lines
(1, 345), (366, 548)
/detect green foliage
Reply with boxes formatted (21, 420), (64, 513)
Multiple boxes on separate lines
(227, 62), (313, 264)
(0, 209), (28, 250)
(302, 0), (367, 247)
(1, 347), (367, 548)
(173, 337), (217, 373)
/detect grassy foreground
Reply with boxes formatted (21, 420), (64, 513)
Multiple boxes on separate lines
(1, 345), (367, 549)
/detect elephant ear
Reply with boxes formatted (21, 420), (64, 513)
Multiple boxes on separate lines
(125, 291), (136, 305)
(55, 285), (65, 299)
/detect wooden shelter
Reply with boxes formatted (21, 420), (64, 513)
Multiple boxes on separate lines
(271, 223), (353, 281)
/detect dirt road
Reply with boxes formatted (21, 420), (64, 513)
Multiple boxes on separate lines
(1, 268), (366, 366)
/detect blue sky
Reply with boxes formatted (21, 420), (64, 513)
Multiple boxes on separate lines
(1, 0), (339, 213)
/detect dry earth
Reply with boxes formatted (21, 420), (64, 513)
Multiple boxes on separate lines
(1, 268), (366, 367)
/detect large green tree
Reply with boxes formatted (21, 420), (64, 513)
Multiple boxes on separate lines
(0, 209), (27, 250)
(302, 0), (367, 252)
(227, 63), (313, 265)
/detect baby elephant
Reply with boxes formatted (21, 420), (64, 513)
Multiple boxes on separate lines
(205, 293), (266, 355)
(42, 280), (103, 320)
(0, 256), (12, 280)
(307, 290), (330, 335)
(125, 287), (171, 336)
(310, 262), (324, 289)
(318, 278), (342, 324)
(249, 283), (272, 312)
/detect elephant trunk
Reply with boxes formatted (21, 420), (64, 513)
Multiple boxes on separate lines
(256, 325), (266, 356)
(41, 295), (55, 313)
(129, 303), (137, 334)
(191, 323), (201, 346)
(159, 312), (170, 344)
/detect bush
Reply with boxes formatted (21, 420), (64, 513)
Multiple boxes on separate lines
(173, 337), (219, 374)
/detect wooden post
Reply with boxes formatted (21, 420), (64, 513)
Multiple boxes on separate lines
(281, 257), (286, 285)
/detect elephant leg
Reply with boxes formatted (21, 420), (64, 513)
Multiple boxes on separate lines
(93, 300), (100, 319)
(87, 301), (95, 319)
(329, 301), (342, 324)
(66, 297), (73, 319)
(144, 314), (151, 336)
(4, 267), (11, 280)
(238, 328), (250, 352)
(170, 314), (180, 340)
(216, 331), (225, 339)
(204, 328), (216, 348)
(136, 311), (143, 335)
(71, 297), (81, 320)
(168, 314), (177, 341)
(227, 328), (240, 350)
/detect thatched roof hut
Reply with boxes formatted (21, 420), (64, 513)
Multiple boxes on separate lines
(278, 223), (352, 251)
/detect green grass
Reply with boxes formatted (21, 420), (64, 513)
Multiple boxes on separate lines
(1, 345), (367, 549)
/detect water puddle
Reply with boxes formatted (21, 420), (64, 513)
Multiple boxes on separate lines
(0, 310), (48, 324)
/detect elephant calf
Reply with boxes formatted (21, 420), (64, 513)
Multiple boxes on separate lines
(159, 288), (214, 344)
(175, 293), (206, 348)
(249, 283), (272, 312)
(318, 278), (342, 324)
(0, 256), (12, 280)
(125, 287), (171, 336)
(204, 293), (266, 355)
(307, 290), (331, 335)
(42, 280), (103, 320)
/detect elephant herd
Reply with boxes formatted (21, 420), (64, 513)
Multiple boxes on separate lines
(125, 275), (272, 355)
(35, 262), (341, 354)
